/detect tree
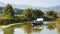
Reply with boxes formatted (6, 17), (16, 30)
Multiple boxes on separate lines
(22, 8), (33, 20)
(46, 10), (57, 18)
(2, 4), (15, 17)
(33, 9), (44, 18)
(22, 8), (44, 20)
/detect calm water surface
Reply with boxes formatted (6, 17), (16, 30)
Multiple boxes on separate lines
(0, 19), (60, 34)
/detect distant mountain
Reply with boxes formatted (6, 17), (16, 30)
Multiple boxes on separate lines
(12, 4), (32, 9)
(0, 2), (23, 14)
(12, 5), (60, 12)
(0, 7), (3, 13)
(0, 2), (60, 14)
(0, 2), (32, 9)
(47, 5), (60, 12)
(14, 8), (23, 14)
(0, 7), (23, 14)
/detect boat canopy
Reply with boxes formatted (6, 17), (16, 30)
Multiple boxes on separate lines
(36, 18), (43, 21)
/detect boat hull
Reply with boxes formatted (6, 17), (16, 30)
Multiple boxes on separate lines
(32, 21), (43, 25)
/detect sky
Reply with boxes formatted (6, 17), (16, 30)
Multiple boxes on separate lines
(0, 0), (60, 7)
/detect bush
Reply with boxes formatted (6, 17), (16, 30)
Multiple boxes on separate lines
(17, 15), (29, 22)
(43, 16), (56, 21)
(0, 16), (19, 25)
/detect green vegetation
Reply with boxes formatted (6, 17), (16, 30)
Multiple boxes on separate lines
(22, 8), (44, 20)
(46, 10), (57, 18)
(46, 24), (56, 30)
(0, 4), (59, 25)
(3, 4), (15, 17)
(44, 10), (57, 21)
(0, 4), (17, 25)
(56, 18), (60, 24)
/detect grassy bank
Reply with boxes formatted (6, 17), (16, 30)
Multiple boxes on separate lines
(0, 21), (31, 29)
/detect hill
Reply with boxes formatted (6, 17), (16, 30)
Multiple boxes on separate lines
(0, 2), (60, 14)
(47, 5), (60, 12)
(0, 7), (23, 14)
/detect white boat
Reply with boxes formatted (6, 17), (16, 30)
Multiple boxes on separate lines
(32, 18), (43, 25)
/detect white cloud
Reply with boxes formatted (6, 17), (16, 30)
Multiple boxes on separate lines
(0, 0), (60, 7)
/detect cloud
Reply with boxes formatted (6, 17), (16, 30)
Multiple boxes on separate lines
(0, 0), (60, 7)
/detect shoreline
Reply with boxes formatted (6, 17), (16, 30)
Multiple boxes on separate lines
(0, 23), (24, 29)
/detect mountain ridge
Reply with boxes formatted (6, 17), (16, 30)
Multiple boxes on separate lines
(0, 2), (60, 13)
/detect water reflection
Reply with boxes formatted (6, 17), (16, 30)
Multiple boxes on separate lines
(3, 27), (14, 34)
(56, 24), (60, 34)
(56, 18), (60, 34)
(14, 28), (24, 34)
(46, 24), (56, 30)
(24, 22), (32, 34)
(1, 20), (60, 34)
(0, 30), (3, 34)
(32, 25), (43, 32)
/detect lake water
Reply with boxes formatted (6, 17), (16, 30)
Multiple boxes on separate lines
(0, 19), (60, 34)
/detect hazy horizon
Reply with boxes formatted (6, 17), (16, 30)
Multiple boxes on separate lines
(0, 0), (60, 7)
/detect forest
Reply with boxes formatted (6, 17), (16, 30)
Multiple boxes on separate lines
(0, 4), (59, 25)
